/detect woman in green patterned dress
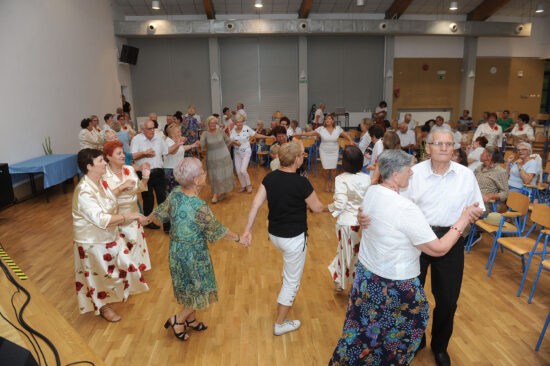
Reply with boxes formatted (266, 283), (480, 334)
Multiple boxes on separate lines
(146, 157), (248, 341)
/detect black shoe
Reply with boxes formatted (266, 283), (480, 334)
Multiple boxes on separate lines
(145, 223), (160, 229)
(433, 351), (451, 366)
(163, 223), (171, 233)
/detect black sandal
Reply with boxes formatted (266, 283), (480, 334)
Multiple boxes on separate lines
(186, 318), (208, 331)
(164, 315), (189, 341)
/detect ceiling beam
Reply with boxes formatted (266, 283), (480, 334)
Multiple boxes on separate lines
(298, 0), (313, 19)
(385, 0), (414, 19)
(203, 0), (215, 20)
(468, 0), (511, 21)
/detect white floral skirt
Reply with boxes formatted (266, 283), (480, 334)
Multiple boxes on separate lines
(74, 235), (149, 315)
(328, 224), (361, 290)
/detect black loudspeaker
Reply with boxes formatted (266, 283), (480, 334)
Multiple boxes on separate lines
(0, 337), (39, 366)
(0, 163), (15, 208)
(119, 45), (139, 65)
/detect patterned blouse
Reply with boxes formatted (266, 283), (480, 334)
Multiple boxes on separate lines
(474, 164), (509, 202)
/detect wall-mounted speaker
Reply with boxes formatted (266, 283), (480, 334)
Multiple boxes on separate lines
(119, 45), (139, 65)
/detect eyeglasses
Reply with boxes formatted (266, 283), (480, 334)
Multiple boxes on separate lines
(428, 142), (453, 148)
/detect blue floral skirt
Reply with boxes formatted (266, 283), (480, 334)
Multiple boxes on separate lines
(329, 263), (429, 366)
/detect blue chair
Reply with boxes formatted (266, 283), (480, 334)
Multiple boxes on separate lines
(255, 137), (275, 167)
(301, 137), (316, 173)
(490, 204), (550, 298)
(536, 310), (550, 351)
(528, 229), (550, 303)
(464, 192), (530, 256)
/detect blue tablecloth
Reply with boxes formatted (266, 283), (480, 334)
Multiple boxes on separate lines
(9, 154), (78, 189)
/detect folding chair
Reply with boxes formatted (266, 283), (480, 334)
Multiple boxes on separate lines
(301, 137), (316, 173)
(489, 204), (550, 298)
(249, 136), (257, 167)
(536, 310), (550, 351)
(465, 192), (530, 255)
(528, 226), (550, 303)
(336, 138), (356, 172)
(255, 137), (275, 167)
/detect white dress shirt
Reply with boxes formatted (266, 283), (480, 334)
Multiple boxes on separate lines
(510, 124), (534, 142)
(359, 184), (437, 280)
(467, 147), (484, 172)
(431, 123), (452, 133)
(371, 139), (384, 163)
(402, 160), (485, 227)
(358, 132), (372, 166)
(473, 123), (503, 148)
(130, 133), (168, 169)
(397, 129), (416, 148)
(315, 108), (325, 126)
(328, 172), (372, 226)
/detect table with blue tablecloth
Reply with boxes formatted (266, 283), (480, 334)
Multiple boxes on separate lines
(9, 154), (79, 197)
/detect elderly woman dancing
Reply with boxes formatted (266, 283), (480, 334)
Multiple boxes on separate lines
(103, 140), (152, 273)
(244, 141), (328, 336)
(73, 149), (149, 322)
(328, 145), (371, 292)
(329, 150), (480, 365)
(146, 157), (247, 341)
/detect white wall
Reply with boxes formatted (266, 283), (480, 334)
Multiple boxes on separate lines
(395, 36), (465, 58)
(0, 0), (121, 165)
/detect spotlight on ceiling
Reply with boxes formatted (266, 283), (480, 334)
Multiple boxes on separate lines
(254, 0), (263, 8)
(535, 3), (544, 13)
(449, 1), (458, 11)
(152, 1), (160, 10)
(357, 0), (365, 6)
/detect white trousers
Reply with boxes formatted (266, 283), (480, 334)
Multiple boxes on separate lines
(234, 153), (251, 188)
(269, 232), (307, 306)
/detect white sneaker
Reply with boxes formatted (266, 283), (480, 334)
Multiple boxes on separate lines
(470, 233), (482, 248)
(273, 319), (301, 336)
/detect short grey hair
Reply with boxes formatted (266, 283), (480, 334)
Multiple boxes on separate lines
(173, 157), (203, 188)
(111, 120), (121, 132)
(427, 130), (453, 143)
(517, 142), (532, 153)
(378, 149), (414, 181)
(104, 130), (117, 141)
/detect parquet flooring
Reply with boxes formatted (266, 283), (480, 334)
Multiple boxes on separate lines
(1, 164), (549, 365)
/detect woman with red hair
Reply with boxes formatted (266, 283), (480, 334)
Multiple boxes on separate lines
(103, 140), (152, 274)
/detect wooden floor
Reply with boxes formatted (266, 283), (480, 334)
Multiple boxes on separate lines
(1, 164), (550, 365)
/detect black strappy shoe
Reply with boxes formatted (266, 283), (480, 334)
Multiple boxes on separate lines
(164, 315), (189, 341)
(186, 318), (208, 331)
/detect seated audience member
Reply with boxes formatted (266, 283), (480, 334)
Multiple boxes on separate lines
(358, 118), (373, 169)
(460, 134), (473, 155)
(497, 110), (514, 133)
(279, 116), (290, 132)
(396, 121), (416, 151)
(270, 144), (281, 171)
(373, 112), (389, 130)
(102, 113), (114, 134)
(267, 121), (279, 136)
(402, 113), (416, 131)
(452, 148), (468, 167)
(287, 120), (302, 137)
(123, 112), (135, 132)
(111, 120), (131, 154)
(473, 112), (503, 148)
(506, 142), (537, 193)
(304, 124), (313, 133)
(475, 147), (509, 207)
(79, 118), (103, 150)
(370, 131), (401, 184)
(364, 125), (385, 173)
(375, 100), (387, 118)
(117, 113), (135, 136)
(458, 110), (473, 128)
(424, 119), (435, 131)
(416, 125), (431, 161)
(477, 111), (489, 127)
(256, 120), (267, 136)
(508, 113), (534, 144)
(430, 116), (452, 133)
(467, 136), (488, 171)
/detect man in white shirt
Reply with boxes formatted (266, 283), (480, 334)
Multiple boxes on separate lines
(402, 131), (484, 366)
(396, 122), (416, 151)
(430, 116), (452, 133)
(358, 130), (484, 366)
(314, 103), (325, 127)
(131, 120), (170, 232)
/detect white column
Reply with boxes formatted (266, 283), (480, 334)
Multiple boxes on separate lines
(383, 35), (395, 119)
(209, 37), (222, 116)
(298, 36), (308, 125)
(460, 37), (478, 117)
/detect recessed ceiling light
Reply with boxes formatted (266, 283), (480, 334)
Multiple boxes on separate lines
(254, 0), (263, 8)
(449, 1), (458, 11)
(152, 1), (160, 10)
(536, 3), (544, 13)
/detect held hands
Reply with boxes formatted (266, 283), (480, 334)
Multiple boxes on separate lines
(137, 214), (150, 226)
(357, 207), (371, 229)
(119, 179), (136, 192)
(242, 231), (252, 248)
(141, 165), (151, 179)
(461, 202), (483, 224)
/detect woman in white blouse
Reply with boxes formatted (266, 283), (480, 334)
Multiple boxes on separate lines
(472, 112), (503, 148)
(328, 145), (371, 291)
(229, 115), (268, 193)
(164, 124), (200, 192)
(508, 113), (534, 144)
(330, 149), (478, 366)
(296, 113), (354, 192)
(467, 136), (488, 171)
